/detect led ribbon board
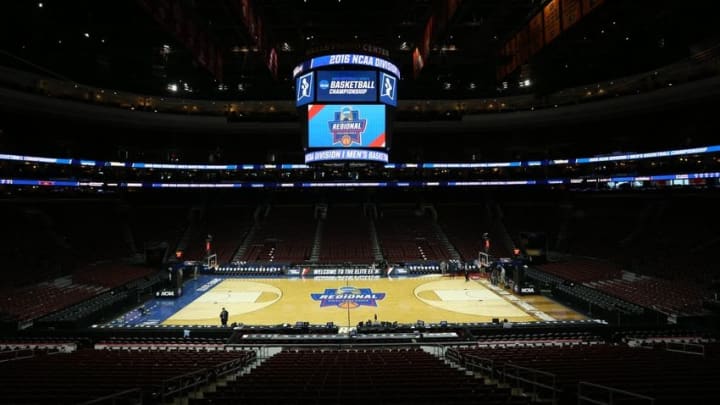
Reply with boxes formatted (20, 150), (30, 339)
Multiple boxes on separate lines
(304, 149), (389, 164)
(4, 171), (720, 188)
(293, 53), (401, 79)
(2, 145), (720, 170)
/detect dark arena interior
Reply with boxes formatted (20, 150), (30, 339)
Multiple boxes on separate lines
(2, 0), (720, 404)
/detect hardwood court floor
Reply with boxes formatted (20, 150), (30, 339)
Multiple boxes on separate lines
(162, 276), (585, 327)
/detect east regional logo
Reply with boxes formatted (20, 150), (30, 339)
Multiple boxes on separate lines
(311, 286), (386, 309)
(328, 106), (367, 147)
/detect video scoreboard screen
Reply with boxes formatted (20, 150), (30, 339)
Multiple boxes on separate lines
(316, 70), (377, 103)
(296, 53), (397, 164)
(297, 70), (397, 107)
(296, 72), (315, 107)
(307, 104), (386, 148)
(378, 72), (397, 107)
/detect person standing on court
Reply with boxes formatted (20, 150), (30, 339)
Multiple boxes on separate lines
(220, 307), (229, 327)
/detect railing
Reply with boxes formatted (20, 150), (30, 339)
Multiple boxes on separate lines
(445, 347), (462, 364)
(463, 354), (500, 381)
(502, 363), (560, 404)
(215, 353), (258, 376)
(230, 341), (478, 352)
(449, 349), (562, 403)
(663, 341), (706, 356)
(578, 381), (655, 405)
(636, 340), (707, 356)
(0, 348), (36, 363)
(158, 367), (210, 402)
(156, 353), (254, 401)
(423, 344), (447, 359)
(77, 388), (143, 405)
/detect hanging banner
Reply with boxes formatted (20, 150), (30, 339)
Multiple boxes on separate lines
(582, 0), (605, 16)
(561, 0), (582, 30)
(528, 13), (544, 56)
(515, 27), (530, 67)
(543, 0), (561, 44)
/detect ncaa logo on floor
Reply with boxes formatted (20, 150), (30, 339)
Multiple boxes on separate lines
(311, 286), (386, 308)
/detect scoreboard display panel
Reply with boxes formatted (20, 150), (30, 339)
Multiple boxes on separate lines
(307, 104), (386, 148)
(378, 72), (398, 106)
(316, 70), (378, 103)
(295, 72), (315, 107)
(296, 53), (397, 164)
(294, 54), (399, 107)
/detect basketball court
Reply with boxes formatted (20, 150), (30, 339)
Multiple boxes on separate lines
(150, 275), (584, 327)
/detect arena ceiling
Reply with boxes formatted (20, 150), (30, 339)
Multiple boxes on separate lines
(0, 0), (718, 100)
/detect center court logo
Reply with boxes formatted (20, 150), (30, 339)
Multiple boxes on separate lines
(311, 286), (386, 308)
